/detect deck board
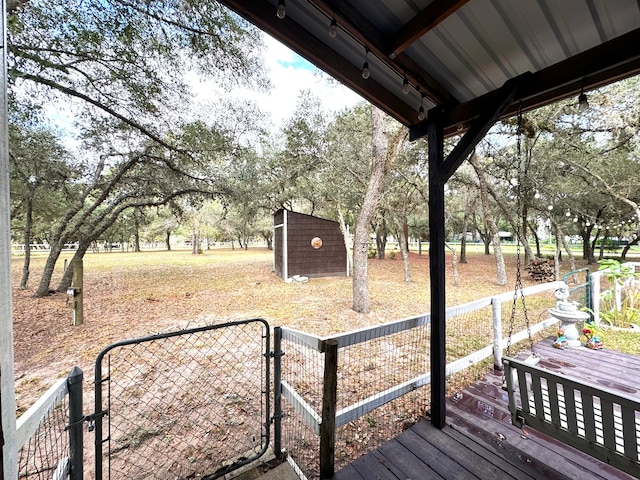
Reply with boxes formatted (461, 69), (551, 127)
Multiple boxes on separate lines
(332, 337), (640, 480)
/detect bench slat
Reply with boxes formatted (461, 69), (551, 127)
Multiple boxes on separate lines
(502, 356), (640, 478)
(621, 406), (639, 460)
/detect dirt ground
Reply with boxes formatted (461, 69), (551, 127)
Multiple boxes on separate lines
(12, 247), (597, 478)
(11, 248), (573, 413)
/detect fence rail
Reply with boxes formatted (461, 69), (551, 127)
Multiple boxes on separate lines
(279, 280), (566, 478)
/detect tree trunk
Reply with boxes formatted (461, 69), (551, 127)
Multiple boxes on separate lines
(460, 208), (468, 264)
(533, 229), (541, 258)
(397, 211), (412, 282)
(598, 232), (607, 260)
(35, 242), (64, 297)
(352, 108), (386, 313)
(20, 196), (33, 289)
(621, 236), (639, 260)
(469, 154), (507, 285)
(352, 106), (408, 313)
(165, 230), (171, 250)
(133, 216), (141, 252)
(556, 223), (576, 272)
(492, 234), (507, 285)
(337, 205), (353, 276)
(192, 232), (200, 254)
(445, 243), (460, 286)
(553, 226), (561, 281)
(374, 214), (388, 259)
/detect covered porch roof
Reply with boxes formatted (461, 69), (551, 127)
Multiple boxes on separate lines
(218, 0), (640, 137)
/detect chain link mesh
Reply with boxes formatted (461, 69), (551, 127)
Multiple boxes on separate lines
(280, 334), (323, 480)
(95, 320), (269, 479)
(17, 389), (69, 479)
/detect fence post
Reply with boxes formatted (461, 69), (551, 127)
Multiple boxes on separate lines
(320, 339), (338, 480)
(71, 259), (83, 326)
(67, 366), (84, 480)
(273, 327), (282, 457)
(591, 272), (601, 324)
(492, 298), (503, 370)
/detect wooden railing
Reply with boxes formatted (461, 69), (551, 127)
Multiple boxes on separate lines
(277, 280), (565, 478)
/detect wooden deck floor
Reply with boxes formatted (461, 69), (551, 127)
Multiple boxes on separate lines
(333, 337), (640, 480)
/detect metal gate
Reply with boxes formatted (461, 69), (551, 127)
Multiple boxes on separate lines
(92, 319), (271, 479)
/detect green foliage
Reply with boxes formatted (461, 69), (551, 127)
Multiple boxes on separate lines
(8, 0), (267, 147)
(597, 259), (640, 327)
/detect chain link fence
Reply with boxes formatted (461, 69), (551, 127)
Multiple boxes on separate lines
(94, 319), (270, 480)
(16, 367), (84, 480)
(17, 380), (70, 479)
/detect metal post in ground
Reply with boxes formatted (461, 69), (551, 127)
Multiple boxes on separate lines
(273, 327), (283, 457)
(67, 366), (84, 480)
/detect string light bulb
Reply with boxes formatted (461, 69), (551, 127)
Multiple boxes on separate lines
(361, 49), (370, 79)
(276, 0), (286, 19)
(402, 76), (410, 94)
(578, 88), (589, 111)
(329, 18), (337, 37)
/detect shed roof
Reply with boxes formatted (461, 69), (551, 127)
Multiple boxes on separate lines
(218, 0), (640, 137)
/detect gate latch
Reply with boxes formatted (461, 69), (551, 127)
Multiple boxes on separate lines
(84, 410), (108, 432)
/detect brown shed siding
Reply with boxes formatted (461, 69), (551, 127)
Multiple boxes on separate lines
(274, 209), (347, 279)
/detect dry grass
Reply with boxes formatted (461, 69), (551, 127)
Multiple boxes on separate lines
(13, 247), (640, 478)
(12, 247), (580, 412)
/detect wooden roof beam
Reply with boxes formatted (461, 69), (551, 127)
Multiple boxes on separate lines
(388, 0), (470, 59)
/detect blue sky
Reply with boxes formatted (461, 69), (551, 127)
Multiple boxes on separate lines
(225, 35), (361, 131)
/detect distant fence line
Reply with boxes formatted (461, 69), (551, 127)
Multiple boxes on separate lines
(10, 241), (265, 253)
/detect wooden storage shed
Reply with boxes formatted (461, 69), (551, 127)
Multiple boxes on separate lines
(273, 209), (348, 280)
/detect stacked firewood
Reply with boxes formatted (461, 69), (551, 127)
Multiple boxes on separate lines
(525, 258), (555, 282)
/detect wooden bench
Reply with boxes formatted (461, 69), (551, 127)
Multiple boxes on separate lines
(503, 356), (640, 478)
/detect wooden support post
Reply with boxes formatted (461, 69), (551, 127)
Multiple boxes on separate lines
(320, 339), (338, 479)
(427, 110), (447, 430)
(71, 259), (83, 326)
(0, 2), (17, 475)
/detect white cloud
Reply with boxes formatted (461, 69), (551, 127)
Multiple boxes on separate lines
(189, 34), (362, 131)
(254, 36), (362, 128)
